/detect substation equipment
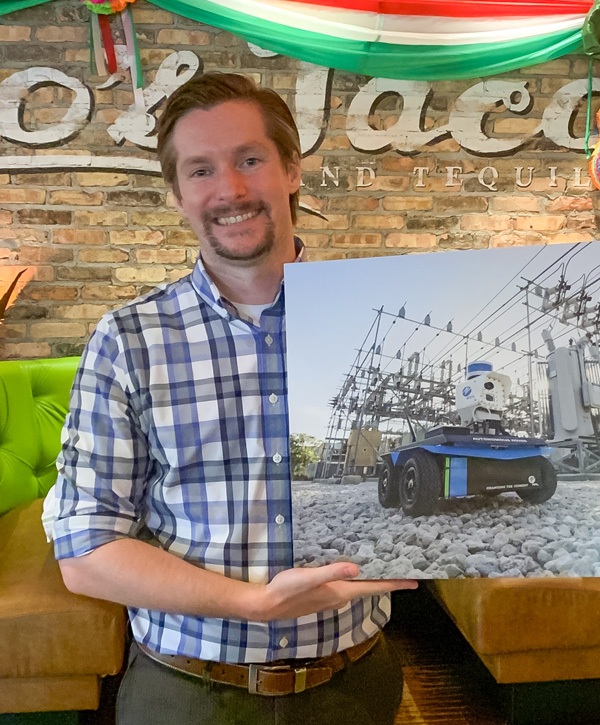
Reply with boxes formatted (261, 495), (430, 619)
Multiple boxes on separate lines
(315, 260), (600, 516)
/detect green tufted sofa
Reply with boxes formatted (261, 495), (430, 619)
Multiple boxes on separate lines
(0, 357), (127, 714)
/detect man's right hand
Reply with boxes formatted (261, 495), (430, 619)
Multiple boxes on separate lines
(59, 538), (417, 622)
(251, 563), (418, 621)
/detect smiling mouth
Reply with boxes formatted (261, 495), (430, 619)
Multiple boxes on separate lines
(214, 209), (261, 226)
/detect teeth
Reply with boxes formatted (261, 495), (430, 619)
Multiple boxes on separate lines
(216, 211), (258, 226)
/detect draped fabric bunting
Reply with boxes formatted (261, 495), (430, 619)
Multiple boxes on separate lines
(0, 0), (598, 80)
(146, 0), (592, 79)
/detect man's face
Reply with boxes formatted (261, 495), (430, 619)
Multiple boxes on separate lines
(172, 100), (301, 267)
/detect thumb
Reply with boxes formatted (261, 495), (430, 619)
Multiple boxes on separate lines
(318, 561), (360, 583)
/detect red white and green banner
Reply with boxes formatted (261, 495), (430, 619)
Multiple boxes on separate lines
(2, 0), (600, 79)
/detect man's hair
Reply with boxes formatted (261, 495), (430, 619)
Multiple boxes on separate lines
(157, 72), (301, 224)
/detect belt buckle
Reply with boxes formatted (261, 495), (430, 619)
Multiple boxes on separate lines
(247, 664), (307, 695)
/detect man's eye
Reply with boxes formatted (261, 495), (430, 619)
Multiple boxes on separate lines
(192, 169), (210, 177)
(244, 157), (260, 167)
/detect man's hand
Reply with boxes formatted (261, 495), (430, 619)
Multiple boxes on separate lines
(250, 563), (417, 621)
(60, 539), (417, 622)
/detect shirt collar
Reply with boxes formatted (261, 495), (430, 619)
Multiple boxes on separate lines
(190, 237), (304, 319)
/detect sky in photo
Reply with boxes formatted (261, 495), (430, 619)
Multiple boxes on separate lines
(285, 241), (600, 440)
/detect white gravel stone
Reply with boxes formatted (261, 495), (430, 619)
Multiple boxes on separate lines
(292, 479), (600, 579)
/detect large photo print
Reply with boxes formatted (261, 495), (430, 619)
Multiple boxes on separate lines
(286, 242), (600, 578)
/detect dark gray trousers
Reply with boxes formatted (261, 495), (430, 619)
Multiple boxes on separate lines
(116, 635), (404, 725)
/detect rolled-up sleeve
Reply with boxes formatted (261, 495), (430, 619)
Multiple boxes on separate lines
(53, 315), (151, 559)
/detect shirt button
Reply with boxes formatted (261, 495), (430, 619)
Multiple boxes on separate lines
(273, 452), (282, 464)
(265, 334), (274, 346)
(279, 637), (288, 648)
(269, 393), (278, 404)
(275, 514), (285, 525)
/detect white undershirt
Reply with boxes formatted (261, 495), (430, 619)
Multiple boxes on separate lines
(234, 301), (273, 326)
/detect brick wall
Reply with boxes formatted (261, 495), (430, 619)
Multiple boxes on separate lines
(0, 0), (598, 359)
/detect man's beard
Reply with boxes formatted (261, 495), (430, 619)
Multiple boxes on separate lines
(201, 202), (275, 263)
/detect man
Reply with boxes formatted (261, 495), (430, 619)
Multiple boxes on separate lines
(53, 72), (416, 725)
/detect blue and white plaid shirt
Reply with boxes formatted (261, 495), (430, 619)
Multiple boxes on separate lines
(53, 242), (390, 663)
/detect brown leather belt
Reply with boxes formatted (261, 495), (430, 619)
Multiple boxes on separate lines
(138, 631), (381, 696)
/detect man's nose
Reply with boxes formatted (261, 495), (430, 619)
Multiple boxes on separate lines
(217, 166), (248, 201)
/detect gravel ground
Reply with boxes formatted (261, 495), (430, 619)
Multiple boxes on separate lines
(292, 479), (600, 579)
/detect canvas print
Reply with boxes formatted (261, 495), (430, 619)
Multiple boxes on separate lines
(285, 241), (600, 579)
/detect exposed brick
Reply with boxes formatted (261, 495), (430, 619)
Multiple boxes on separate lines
(438, 233), (490, 250)
(78, 249), (130, 263)
(406, 217), (459, 231)
(371, 176), (410, 192)
(135, 249), (187, 264)
(0, 26), (30, 41)
(461, 215), (512, 232)
(354, 215), (405, 229)
(300, 234), (329, 248)
(382, 158), (434, 172)
(524, 59), (570, 75)
(547, 196), (593, 212)
(327, 196), (379, 212)
(4, 303), (48, 321)
(514, 216), (564, 232)
(72, 211), (127, 227)
(0, 211), (12, 225)
(0, 228), (48, 244)
(0, 324), (26, 340)
(565, 213), (597, 230)
(157, 29), (210, 44)
(167, 269), (192, 283)
(385, 234), (436, 249)
(0, 342), (52, 360)
(383, 197), (433, 211)
(54, 304), (109, 319)
(0, 189), (46, 205)
(23, 286), (78, 301)
(304, 250), (346, 262)
(35, 24), (86, 42)
(130, 212), (183, 227)
(18, 247), (73, 264)
(106, 190), (164, 206)
(81, 285), (137, 301)
(165, 230), (198, 247)
(492, 231), (544, 247)
(435, 197), (488, 212)
(57, 267), (112, 281)
(111, 230), (164, 246)
(53, 342), (86, 357)
(493, 197), (539, 213)
(295, 214), (348, 230)
(3, 45), (61, 63)
(132, 8), (173, 23)
(115, 267), (167, 283)
(75, 173), (129, 187)
(13, 172), (71, 186)
(31, 322), (87, 339)
(319, 136), (351, 151)
(546, 231), (595, 245)
(17, 209), (71, 225)
(49, 190), (103, 206)
(54, 229), (106, 246)
(493, 118), (542, 134)
(331, 234), (381, 247)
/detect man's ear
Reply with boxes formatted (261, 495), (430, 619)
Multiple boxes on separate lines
(287, 152), (302, 193)
(172, 187), (186, 217)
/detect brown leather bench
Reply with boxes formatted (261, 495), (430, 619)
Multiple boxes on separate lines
(432, 577), (600, 684)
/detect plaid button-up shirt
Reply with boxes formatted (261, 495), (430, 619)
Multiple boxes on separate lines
(53, 245), (390, 663)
